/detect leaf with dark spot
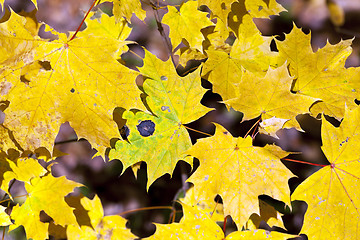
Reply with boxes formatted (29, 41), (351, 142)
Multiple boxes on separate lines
(137, 120), (155, 137)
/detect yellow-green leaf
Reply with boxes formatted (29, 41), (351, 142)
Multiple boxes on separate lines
(109, 49), (210, 188)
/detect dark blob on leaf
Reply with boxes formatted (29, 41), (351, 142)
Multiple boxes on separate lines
(119, 125), (130, 140)
(137, 120), (155, 137)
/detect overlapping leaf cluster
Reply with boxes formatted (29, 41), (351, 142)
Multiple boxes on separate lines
(0, 0), (359, 239)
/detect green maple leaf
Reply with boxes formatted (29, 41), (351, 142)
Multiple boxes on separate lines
(109, 49), (210, 188)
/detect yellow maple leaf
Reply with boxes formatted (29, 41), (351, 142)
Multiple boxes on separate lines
(226, 229), (295, 239)
(0, 152), (12, 188)
(259, 117), (289, 138)
(205, 17), (232, 51)
(10, 174), (82, 240)
(0, 12), (143, 154)
(67, 195), (136, 240)
(162, 1), (214, 52)
(0, 206), (11, 226)
(145, 202), (294, 239)
(181, 186), (224, 222)
(276, 24), (359, 119)
(176, 47), (207, 67)
(0, 157), (47, 195)
(246, 199), (285, 230)
(186, 123), (294, 227)
(0, 9), (39, 68)
(225, 64), (316, 128)
(0, 125), (17, 151)
(292, 106), (360, 239)
(244, 0), (286, 19)
(202, 14), (276, 101)
(327, 1), (345, 26)
(145, 202), (225, 239)
(198, 0), (234, 26)
(111, 0), (146, 22)
(109, 50), (210, 188)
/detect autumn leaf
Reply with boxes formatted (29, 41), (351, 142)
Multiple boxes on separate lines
(9, 174), (82, 240)
(292, 106), (360, 239)
(199, 0), (285, 26)
(0, 206), (11, 226)
(202, 14), (276, 100)
(225, 63), (316, 129)
(181, 186), (224, 222)
(258, 117), (289, 138)
(226, 229), (295, 239)
(0, 157), (47, 195)
(145, 202), (224, 240)
(146, 202), (293, 239)
(0, 152), (13, 189)
(0, 125), (17, 151)
(0, 12), (143, 154)
(243, 0), (286, 19)
(246, 199), (285, 230)
(198, 0), (234, 26)
(276, 24), (360, 119)
(176, 47), (207, 67)
(162, 1), (214, 51)
(0, 9), (39, 68)
(109, 49), (210, 188)
(67, 195), (136, 240)
(205, 17), (232, 51)
(110, 0), (147, 22)
(327, 1), (345, 27)
(186, 123), (294, 227)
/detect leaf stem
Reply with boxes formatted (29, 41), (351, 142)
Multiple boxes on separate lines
(69, 0), (100, 42)
(244, 117), (261, 138)
(223, 215), (228, 234)
(183, 125), (213, 137)
(210, 196), (221, 218)
(118, 205), (175, 216)
(282, 158), (327, 167)
(151, 2), (176, 66)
